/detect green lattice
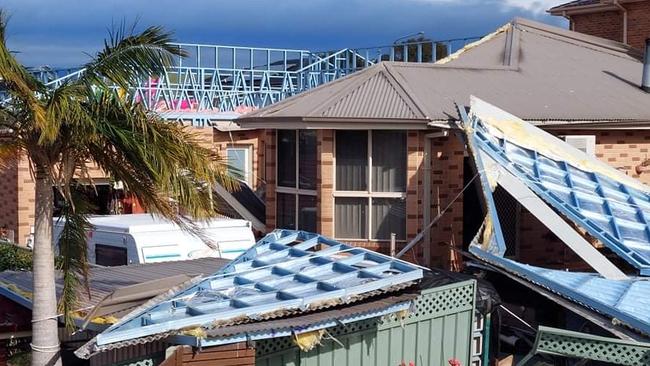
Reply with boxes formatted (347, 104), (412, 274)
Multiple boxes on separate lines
(518, 326), (650, 366)
(257, 280), (477, 357)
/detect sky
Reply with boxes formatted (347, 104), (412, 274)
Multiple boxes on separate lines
(3, 0), (568, 68)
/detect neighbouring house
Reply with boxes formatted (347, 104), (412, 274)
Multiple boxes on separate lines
(548, 0), (650, 51)
(0, 257), (229, 365)
(236, 17), (650, 272)
(73, 230), (491, 366)
(0, 121), (266, 245)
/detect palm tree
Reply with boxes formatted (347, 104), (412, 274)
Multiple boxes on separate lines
(0, 13), (235, 365)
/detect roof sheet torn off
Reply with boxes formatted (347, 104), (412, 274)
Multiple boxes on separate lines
(86, 230), (424, 350)
(466, 96), (650, 275)
(464, 96), (650, 336)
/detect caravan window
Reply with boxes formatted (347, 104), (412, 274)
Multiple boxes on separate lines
(95, 244), (128, 266)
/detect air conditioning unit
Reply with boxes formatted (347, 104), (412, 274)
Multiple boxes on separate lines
(563, 135), (596, 156)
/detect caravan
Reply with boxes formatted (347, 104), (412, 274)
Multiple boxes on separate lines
(54, 214), (256, 266)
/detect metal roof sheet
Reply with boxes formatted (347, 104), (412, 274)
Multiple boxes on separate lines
(90, 230), (424, 347)
(475, 251), (650, 336)
(238, 18), (649, 127)
(467, 96), (650, 275)
(463, 96), (650, 336)
(0, 257), (228, 316)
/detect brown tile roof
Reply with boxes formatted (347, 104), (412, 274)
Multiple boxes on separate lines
(238, 18), (649, 128)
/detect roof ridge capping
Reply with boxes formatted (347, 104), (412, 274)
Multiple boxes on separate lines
(511, 17), (643, 60)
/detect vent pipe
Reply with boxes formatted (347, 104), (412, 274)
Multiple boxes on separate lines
(643, 38), (650, 92)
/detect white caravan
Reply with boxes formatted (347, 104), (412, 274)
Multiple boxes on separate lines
(53, 214), (255, 266)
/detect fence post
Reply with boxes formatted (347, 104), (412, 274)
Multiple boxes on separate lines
(390, 233), (396, 257)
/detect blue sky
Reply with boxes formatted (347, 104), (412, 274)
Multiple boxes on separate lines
(3, 0), (568, 68)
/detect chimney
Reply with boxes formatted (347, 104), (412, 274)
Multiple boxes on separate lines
(643, 38), (650, 92)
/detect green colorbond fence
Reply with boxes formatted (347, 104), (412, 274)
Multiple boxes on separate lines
(256, 279), (477, 366)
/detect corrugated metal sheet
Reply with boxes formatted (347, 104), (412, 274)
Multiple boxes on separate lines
(83, 230), (423, 354)
(319, 67), (423, 120)
(0, 257), (229, 313)
(89, 340), (166, 366)
(238, 18), (649, 127)
(257, 280), (476, 366)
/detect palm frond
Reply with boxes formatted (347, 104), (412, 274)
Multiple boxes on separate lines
(0, 11), (50, 141)
(83, 22), (186, 90)
(56, 191), (92, 330)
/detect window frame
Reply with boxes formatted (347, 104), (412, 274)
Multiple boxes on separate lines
(333, 130), (407, 241)
(226, 144), (253, 186)
(276, 130), (318, 230)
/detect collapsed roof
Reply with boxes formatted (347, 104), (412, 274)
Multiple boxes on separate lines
(464, 96), (650, 337)
(77, 230), (425, 357)
(237, 18), (648, 129)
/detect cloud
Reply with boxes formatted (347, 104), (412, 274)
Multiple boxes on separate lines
(501, 0), (565, 13)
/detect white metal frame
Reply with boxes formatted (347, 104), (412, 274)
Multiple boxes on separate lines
(332, 130), (407, 241)
(276, 130), (317, 230)
(226, 145), (253, 186)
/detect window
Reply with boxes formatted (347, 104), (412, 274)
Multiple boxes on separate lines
(95, 244), (128, 266)
(226, 146), (253, 185)
(276, 130), (317, 231)
(334, 131), (406, 240)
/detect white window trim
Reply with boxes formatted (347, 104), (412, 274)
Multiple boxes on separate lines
(226, 145), (253, 186)
(333, 130), (407, 241)
(276, 130), (317, 230)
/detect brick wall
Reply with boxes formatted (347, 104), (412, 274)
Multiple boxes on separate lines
(428, 133), (465, 270)
(212, 128), (265, 191)
(0, 158), (19, 244)
(571, 10), (624, 44)
(625, 1), (650, 54)
(569, 1), (650, 51)
(264, 130), (277, 230)
(516, 129), (650, 269)
(317, 130), (334, 237)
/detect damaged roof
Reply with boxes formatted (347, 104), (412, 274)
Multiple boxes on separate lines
(0, 257), (229, 321)
(467, 96), (650, 275)
(238, 18), (649, 128)
(464, 96), (650, 336)
(84, 230), (424, 351)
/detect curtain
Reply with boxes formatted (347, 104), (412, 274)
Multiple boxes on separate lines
(336, 131), (368, 191)
(335, 197), (367, 239)
(372, 131), (406, 192)
(372, 198), (406, 240)
(298, 195), (317, 232)
(298, 130), (317, 190)
(276, 193), (296, 230)
(277, 130), (296, 188)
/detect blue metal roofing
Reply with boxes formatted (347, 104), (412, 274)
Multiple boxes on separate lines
(473, 250), (650, 336)
(467, 97), (650, 275)
(93, 230), (423, 347)
(464, 96), (650, 336)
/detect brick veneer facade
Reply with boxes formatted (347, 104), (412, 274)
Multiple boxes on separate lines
(553, 0), (650, 51)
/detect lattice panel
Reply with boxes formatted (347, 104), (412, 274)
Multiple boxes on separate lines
(411, 282), (474, 318)
(538, 333), (650, 366)
(255, 319), (379, 357)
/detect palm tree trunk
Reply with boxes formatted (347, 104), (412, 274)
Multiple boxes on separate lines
(31, 166), (62, 366)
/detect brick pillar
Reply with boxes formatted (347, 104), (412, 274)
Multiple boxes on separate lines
(0, 158), (19, 244)
(405, 131), (424, 263)
(265, 129), (277, 230)
(16, 156), (35, 246)
(317, 130), (334, 237)
(429, 133), (465, 270)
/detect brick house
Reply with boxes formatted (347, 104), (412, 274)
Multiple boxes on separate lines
(236, 18), (650, 270)
(0, 125), (267, 245)
(548, 0), (650, 51)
